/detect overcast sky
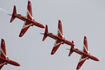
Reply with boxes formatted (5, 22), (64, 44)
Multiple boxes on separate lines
(0, 0), (105, 70)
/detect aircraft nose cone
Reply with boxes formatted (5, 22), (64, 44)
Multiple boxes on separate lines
(16, 63), (20, 66)
(35, 22), (45, 28)
(18, 63), (20, 66)
(39, 24), (45, 28)
(96, 58), (99, 61)
(93, 56), (99, 61)
(41, 25), (45, 28)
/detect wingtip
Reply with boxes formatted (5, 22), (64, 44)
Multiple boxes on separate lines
(45, 25), (48, 28)
(72, 41), (74, 43)
(28, 0), (31, 4)
(58, 20), (62, 25)
(1, 39), (5, 45)
(1, 39), (4, 42)
(84, 36), (87, 39)
(76, 67), (80, 70)
(13, 5), (16, 9)
(84, 36), (87, 42)
(19, 33), (23, 37)
(51, 50), (55, 55)
(51, 52), (54, 55)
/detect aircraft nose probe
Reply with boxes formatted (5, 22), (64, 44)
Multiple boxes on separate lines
(40, 33), (44, 35)
(8, 14), (12, 16)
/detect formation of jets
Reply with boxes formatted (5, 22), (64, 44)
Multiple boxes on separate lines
(0, 0), (99, 70)
(41, 20), (99, 70)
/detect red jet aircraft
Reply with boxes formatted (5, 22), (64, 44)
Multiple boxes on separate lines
(68, 36), (99, 70)
(41, 20), (75, 55)
(0, 39), (20, 69)
(9, 1), (45, 37)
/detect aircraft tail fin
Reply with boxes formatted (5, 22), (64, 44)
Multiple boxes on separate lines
(42, 25), (48, 41)
(68, 41), (74, 56)
(10, 5), (17, 23)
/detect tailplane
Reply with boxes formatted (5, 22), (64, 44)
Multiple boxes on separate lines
(68, 41), (74, 56)
(10, 5), (17, 23)
(42, 25), (48, 41)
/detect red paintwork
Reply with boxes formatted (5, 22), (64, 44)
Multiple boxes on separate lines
(0, 39), (20, 69)
(44, 33), (74, 46)
(68, 36), (99, 70)
(0, 57), (20, 66)
(71, 48), (99, 61)
(51, 39), (62, 55)
(10, 1), (45, 37)
(42, 20), (74, 55)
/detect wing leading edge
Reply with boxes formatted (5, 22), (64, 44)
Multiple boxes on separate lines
(76, 36), (89, 70)
(0, 39), (7, 69)
(51, 20), (64, 55)
(19, 1), (33, 37)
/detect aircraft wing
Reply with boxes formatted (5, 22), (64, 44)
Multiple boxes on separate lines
(0, 39), (7, 69)
(76, 55), (87, 70)
(19, 21), (32, 37)
(51, 39), (63, 55)
(0, 39), (7, 59)
(57, 20), (64, 38)
(27, 1), (33, 20)
(83, 36), (89, 54)
(0, 65), (4, 69)
(0, 62), (6, 69)
(76, 36), (89, 69)
(19, 1), (33, 37)
(51, 20), (64, 55)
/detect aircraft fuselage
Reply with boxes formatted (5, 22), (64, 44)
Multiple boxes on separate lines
(45, 32), (75, 46)
(71, 48), (99, 61)
(0, 57), (20, 66)
(12, 14), (45, 28)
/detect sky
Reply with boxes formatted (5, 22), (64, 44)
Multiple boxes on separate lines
(0, 0), (105, 70)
